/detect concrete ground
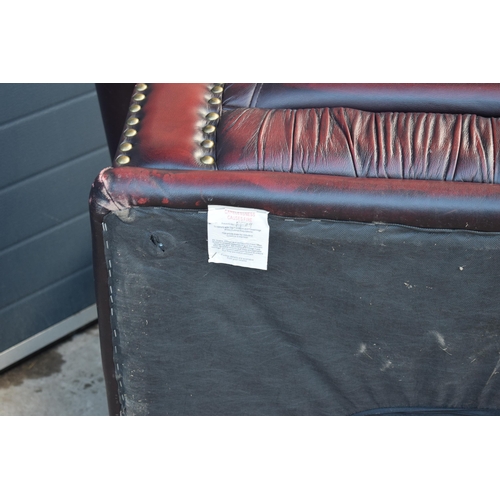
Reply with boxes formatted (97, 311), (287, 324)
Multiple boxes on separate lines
(0, 322), (108, 416)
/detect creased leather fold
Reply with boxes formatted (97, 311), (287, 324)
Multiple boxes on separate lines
(218, 107), (500, 183)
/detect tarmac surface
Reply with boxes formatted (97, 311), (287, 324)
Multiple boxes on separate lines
(0, 322), (108, 416)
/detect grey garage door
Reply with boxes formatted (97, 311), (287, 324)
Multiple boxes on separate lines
(0, 84), (110, 370)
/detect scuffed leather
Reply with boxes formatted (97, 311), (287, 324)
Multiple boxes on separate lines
(217, 107), (500, 183)
(223, 83), (500, 116)
(90, 167), (500, 232)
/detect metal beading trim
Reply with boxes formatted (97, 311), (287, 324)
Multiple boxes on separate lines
(200, 84), (224, 167)
(115, 83), (149, 166)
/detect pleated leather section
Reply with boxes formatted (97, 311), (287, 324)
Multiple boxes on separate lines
(217, 107), (500, 183)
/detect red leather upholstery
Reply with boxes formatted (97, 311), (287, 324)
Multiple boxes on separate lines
(115, 83), (500, 184)
(218, 107), (500, 181)
(108, 83), (500, 231)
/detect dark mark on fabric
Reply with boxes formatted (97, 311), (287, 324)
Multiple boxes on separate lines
(150, 234), (165, 251)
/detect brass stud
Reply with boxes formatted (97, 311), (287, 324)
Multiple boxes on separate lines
(206, 112), (220, 121)
(116, 155), (130, 165)
(120, 142), (132, 152)
(212, 86), (223, 94)
(203, 124), (216, 134)
(124, 128), (137, 137)
(129, 104), (141, 113)
(133, 93), (146, 102)
(208, 97), (221, 105)
(136, 83), (147, 91)
(201, 155), (215, 165)
(127, 117), (139, 126)
(201, 139), (214, 148)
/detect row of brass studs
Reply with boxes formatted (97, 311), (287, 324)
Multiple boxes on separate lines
(115, 83), (148, 165)
(200, 84), (224, 165)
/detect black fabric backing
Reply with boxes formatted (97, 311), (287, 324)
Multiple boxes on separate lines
(103, 207), (500, 415)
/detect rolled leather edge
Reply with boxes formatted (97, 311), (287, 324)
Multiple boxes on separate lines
(91, 167), (500, 232)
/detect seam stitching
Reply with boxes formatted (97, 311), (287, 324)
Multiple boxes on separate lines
(102, 223), (126, 416)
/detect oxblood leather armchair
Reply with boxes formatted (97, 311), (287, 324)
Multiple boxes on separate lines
(91, 83), (500, 415)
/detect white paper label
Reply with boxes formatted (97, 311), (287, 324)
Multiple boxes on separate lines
(207, 205), (269, 270)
